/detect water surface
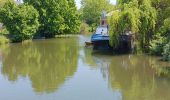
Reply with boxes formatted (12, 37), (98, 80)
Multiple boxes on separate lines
(0, 35), (170, 100)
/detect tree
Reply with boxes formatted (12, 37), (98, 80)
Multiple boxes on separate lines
(81, 0), (113, 25)
(109, 0), (158, 51)
(139, 0), (157, 49)
(109, 10), (120, 48)
(149, 0), (170, 56)
(109, 0), (140, 49)
(24, 0), (80, 38)
(0, 1), (39, 42)
(0, 0), (6, 7)
(118, 0), (134, 4)
(63, 0), (81, 34)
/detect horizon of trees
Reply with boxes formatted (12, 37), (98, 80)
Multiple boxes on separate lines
(0, 0), (80, 42)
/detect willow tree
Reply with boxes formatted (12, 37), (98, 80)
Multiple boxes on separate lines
(118, 0), (140, 34)
(109, 0), (158, 51)
(139, 0), (157, 49)
(109, 0), (140, 48)
(109, 11), (120, 48)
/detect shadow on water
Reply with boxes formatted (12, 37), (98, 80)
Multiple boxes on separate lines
(91, 49), (134, 57)
(92, 50), (114, 56)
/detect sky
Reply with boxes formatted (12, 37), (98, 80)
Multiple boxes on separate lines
(75, 0), (117, 9)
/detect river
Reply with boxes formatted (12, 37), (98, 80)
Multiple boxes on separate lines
(0, 35), (170, 100)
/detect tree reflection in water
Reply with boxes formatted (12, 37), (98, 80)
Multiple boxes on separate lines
(0, 38), (79, 93)
(90, 53), (170, 100)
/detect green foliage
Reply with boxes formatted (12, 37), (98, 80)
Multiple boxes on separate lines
(139, 0), (157, 49)
(0, 35), (9, 44)
(64, 0), (81, 34)
(24, 0), (80, 38)
(163, 42), (170, 61)
(0, 28), (9, 35)
(0, 0), (8, 7)
(164, 17), (170, 32)
(109, 0), (140, 49)
(149, 35), (166, 55)
(79, 22), (90, 34)
(109, 11), (120, 48)
(109, 0), (157, 52)
(0, 1), (39, 42)
(81, 0), (114, 25)
(118, 0), (135, 5)
(120, 0), (140, 34)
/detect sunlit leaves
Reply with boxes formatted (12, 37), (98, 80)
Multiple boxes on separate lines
(0, 1), (39, 42)
(24, 0), (80, 37)
(109, 0), (157, 50)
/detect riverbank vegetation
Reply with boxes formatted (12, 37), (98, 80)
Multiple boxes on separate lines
(0, 0), (80, 42)
(80, 0), (170, 60)
(108, 0), (170, 60)
(0, 1), (39, 42)
(0, 35), (9, 44)
(0, 0), (170, 60)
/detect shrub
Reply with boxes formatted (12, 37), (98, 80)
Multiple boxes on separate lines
(149, 35), (167, 55)
(0, 28), (9, 35)
(79, 22), (90, 34)
(162, 42), (170, 61)
(0, 35), (9, 44)
(0, 1), (39, 42)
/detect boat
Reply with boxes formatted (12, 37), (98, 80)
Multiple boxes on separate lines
(91, 11), (112, 50)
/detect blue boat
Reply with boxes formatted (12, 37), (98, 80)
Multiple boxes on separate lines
(91, 11), (112, 50)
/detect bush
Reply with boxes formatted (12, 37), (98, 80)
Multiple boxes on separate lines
(79, 22), (90, 34)
(0, 35), (9, 44)
(162, 42), (170, 61)
(0, 1), (39, 42)
(0, 28), (9, 35)
(149, 35), (166, 56)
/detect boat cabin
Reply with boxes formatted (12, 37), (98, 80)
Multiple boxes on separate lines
(91, 11), (111, 50)
(95, 26), (108, 36)
(94, 10), (109, 36)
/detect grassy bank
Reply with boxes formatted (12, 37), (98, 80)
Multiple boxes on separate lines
(55, 34), (79, 38)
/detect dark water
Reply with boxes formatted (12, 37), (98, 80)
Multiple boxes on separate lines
(0, 35), (170, 100)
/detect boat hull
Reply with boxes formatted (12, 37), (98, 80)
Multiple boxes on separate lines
(91, 34), (112, 50)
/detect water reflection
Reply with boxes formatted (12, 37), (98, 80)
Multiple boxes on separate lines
(0, 38), (79, 93)
(89, 53), (170, 100)
(0, 35), (170, 100)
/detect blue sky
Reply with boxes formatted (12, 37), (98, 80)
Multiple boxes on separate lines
(75, 0), (117, 9)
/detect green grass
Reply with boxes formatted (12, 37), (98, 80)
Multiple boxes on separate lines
(55, 34), (79, 38)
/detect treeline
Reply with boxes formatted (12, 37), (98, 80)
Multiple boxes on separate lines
(0, 0), (80, 42)
(109, 0), (170, 60)
(79, 0), (114, 33)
